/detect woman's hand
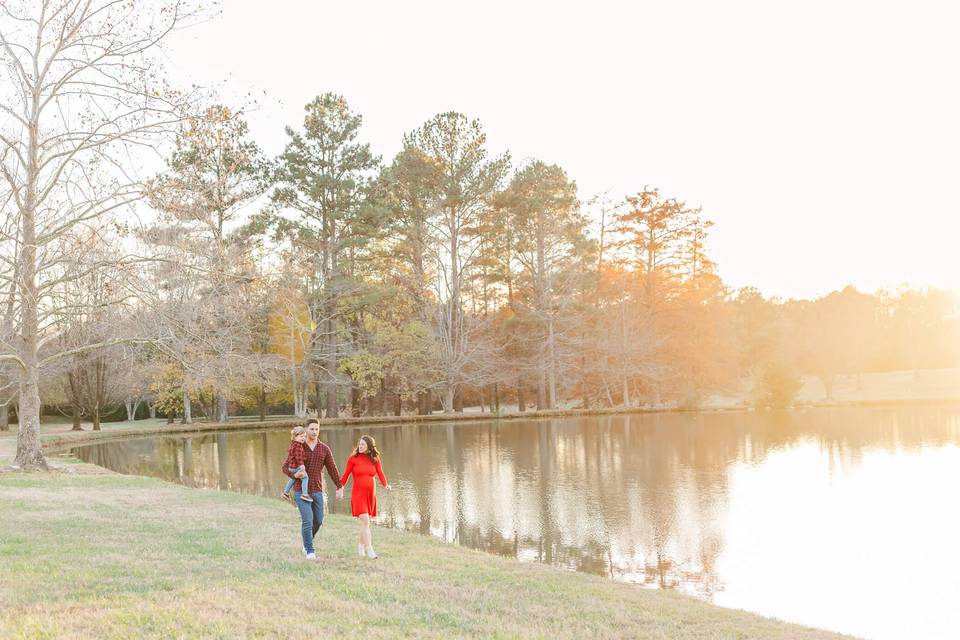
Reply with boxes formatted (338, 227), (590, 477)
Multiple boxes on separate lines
(385, 484), (392, 491)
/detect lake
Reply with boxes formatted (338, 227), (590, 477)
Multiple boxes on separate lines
(72, 405), (960, 640)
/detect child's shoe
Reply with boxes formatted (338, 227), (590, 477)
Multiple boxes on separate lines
(281, 492), (291, 502)
(299, 494), (314, 503)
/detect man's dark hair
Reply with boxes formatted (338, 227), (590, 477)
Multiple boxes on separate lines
(305, 417), (320, 428)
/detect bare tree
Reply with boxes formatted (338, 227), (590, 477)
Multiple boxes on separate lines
(0, 0), (204, 468)
(146, 104), (267, 422)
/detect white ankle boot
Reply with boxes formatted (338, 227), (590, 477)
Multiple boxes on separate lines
(365, 544), (377, 559)
(357, 543), (365, 557)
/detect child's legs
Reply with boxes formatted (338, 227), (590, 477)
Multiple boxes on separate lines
(282, 476), (295, 494)
(288, 466), (308, 494)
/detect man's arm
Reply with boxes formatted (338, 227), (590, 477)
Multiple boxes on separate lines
(323, 444), (343, 490)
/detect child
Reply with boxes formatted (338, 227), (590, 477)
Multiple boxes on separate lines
(282, 426), (313, 503)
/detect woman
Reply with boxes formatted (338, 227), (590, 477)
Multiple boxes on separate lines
(340, 434), (391, 558)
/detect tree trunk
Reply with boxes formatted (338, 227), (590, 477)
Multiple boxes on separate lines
(580, 348), (590, 408)
(417, 390), (431, 416)
(493, 382), (500, 413)
(547, 316), (558, 409)
(442, 385), (455, 413)
(94, 356), (105, 431)
(258, 385), (266, 422)
(394, 393), (402, 417)
(291, 325), (305, 418)
(536, 366), (547, 410)
(182, 389), (193, 424)
(447, 209), (462, 416)
(375, 378), (386, 415)
(215, 391), (228, 423)
(479, 386), (485, 413)
(325, 317), (339, 418)
(350, 384), (360, 416)
(71, 402), (82, 431)
(16, 371), (44, 467)
(453, 388), (464, 413)
(148, 403), (157, 419)
(313, 368), (322, 417)
(0, 403), (8, 432)
(517, 379), (526, 412)
(622, 378), (631, 407)
(13, 84), (46, 471)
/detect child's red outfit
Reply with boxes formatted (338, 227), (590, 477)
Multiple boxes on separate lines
(284, 441), (306, 470)
(340, 454), (388, 517)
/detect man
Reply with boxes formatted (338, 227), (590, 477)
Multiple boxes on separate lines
(283, 418), (343, 560)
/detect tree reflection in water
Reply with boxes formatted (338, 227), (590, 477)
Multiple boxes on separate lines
(71, 405), (960, 601)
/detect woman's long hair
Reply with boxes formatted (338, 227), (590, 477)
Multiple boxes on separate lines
(352, 434), (381, 461)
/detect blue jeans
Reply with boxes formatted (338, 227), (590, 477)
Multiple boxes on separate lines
(283, 467), (308, 495)
(295, 490), (324, 553)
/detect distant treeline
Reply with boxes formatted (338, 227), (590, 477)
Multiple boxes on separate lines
(8, 97), (959, 431)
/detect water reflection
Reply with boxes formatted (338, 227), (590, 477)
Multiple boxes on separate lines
(73, 405), (960, 640)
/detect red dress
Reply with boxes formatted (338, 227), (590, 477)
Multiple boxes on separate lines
(340, 454), (388, 517)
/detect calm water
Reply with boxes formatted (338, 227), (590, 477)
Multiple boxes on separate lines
(72, 406), (960, 640)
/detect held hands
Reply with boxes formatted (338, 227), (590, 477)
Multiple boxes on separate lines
(335, 487), (344, 500)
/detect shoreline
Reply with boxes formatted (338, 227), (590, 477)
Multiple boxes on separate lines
(2, 396), (959, 461)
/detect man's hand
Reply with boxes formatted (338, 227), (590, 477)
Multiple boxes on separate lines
(335, 487), (344, 500)
(294, 470), (306, 479)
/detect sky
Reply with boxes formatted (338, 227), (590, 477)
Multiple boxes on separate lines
(165, 0), (959, 300)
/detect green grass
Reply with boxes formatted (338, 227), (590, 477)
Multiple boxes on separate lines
(0, 458), (854, 640)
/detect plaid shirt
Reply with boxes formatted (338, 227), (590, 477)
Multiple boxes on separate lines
(284, 441), (306, 470)
(282, 439), (342, 495)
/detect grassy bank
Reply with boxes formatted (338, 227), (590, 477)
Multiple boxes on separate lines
(0, 458), (852, 640)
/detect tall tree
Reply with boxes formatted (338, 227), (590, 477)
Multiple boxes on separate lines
(147, 105), (268, 422)
(374, 146), (444, 412)
(404, 113), (509, 411)
(500, 161), (587, 409)
(0, 0), (203, 468)
(614, 187), (696, 311)
(270, 93), (381, 418)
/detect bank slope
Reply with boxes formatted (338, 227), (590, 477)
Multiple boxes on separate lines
(0, 460), (854, 640)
